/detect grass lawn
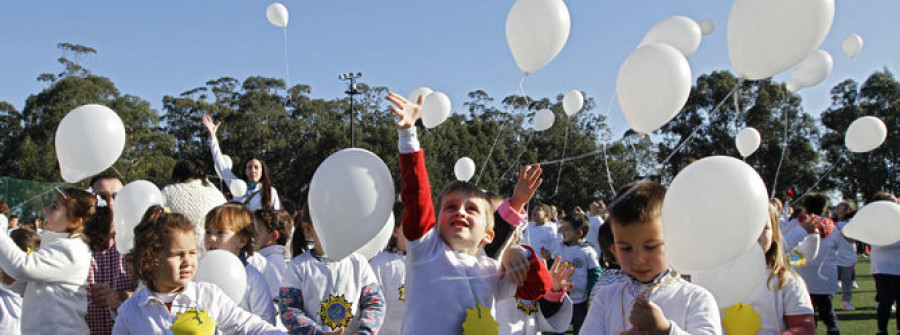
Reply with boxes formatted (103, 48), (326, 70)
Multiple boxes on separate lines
(818, 257), (887, 335)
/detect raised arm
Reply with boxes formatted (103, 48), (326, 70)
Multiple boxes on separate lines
(386, 93), (434, 241)
(0, 234), (88, 283)
(202, 114), (240, 185)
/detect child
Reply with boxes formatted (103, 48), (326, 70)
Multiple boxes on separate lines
(497, 256), (575, 335)
(205, 203), (277, 325)
(249, 209), (292, 302)
(596, 220), (619, 271)
(868, 191), (899, 335)
(524, 203), (562, 262)
(368, 202), (407, 335)
(0, 228), (40, 333)
(550, 213), (601, 334)
(279, 204), (385, 334)
(792, 194), (840, 335)
(386, 92), (551, 335)
(113, 206), (284, 334)
(726, 203), (814, 334)
(0, 188), (98, 334)
(832, 201), (857, 311)
(580, 180), (721, 334)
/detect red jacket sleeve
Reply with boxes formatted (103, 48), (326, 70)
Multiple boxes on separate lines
(514, 245), (552, 301)
(781, 315), (815, 335)
(399, 150), (435, 241)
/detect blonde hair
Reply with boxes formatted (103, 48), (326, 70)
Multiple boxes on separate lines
(204, 203), (256, 257)
(765, 203), (797, 290)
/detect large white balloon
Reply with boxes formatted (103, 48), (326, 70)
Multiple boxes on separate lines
(616, 43), (692, 134)
(195, 250), (248, 304)
(505, 0), (571, 74)
(420, 92), (451, 129)
(735, 127), (762, 158)
(266, 3), (289, 28)
(663, 156), (769, 273)
(228, 179), (248, 200)
(309, 148), (395, 261)
(562, 90), (584, 116)
(845, 116), (888, 153)
(454, 157), (476, 182)
(842, 201), (900, 246)
(691, 243), (768, 307)
(638, 16), (703, 57)
(113, 180), (164, 255)
(728, 0), (834, 80)
(842, 34), (863, 59)
(788, 50), (833, 91)
(698, 19), (715, 36)
(354, 213), (395, 260)
(532, 109), (555, 132)
(55, 104), (126, 183)
(408, 87), (433, 104)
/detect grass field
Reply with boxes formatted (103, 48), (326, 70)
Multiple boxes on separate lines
(818, 257), (888, 335)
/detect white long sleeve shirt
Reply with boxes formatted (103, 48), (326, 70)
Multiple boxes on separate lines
(113, 281), (285, 334)
(0, 231), (91, 334)
(247, 245), (289, 301)
(209, 136), (281, 211)
(369, 250), (406, 335)
(241, 264), (277, 325)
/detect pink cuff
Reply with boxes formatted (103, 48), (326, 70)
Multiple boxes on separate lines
(498, 198), (527, 227)
(542, 288), (566, 303)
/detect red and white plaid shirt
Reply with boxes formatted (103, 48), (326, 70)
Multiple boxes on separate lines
(86, 238), (137, 335)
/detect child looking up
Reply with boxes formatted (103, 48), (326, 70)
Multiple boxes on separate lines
(386, 92), (551, 335)
(114, 206), (284, 334)
(580, 180), (721, 335)
(280, 204), (385, 335)
(551, 213), (601, 334)
(205, 203), (277, 325)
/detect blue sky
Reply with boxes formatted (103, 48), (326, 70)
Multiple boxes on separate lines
(1, 1), (897, 136)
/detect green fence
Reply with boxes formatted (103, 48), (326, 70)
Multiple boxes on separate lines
(0, 177), (69, 221)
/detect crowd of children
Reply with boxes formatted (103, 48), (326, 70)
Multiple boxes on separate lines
(0, 92), (894, 335)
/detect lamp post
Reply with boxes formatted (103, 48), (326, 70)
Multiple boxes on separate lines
(339, 72), (363, 147)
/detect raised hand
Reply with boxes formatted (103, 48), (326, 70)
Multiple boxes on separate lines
(510, 164), (543, 212)
(385, 92), (423, 129)
(549, 256), (574, 292)
(501, 246), (531, 286)
(201, 114), (221, 137)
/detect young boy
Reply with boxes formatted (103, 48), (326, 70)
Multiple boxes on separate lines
(523, 203), (562, 261)
(386, 92), (552, 335)
(551, 213), (601, 334)
(580, 180), (721, 335)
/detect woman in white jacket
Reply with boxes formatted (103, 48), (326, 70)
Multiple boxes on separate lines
(201, 114), (281, 211)
(0, 188), (97, 334)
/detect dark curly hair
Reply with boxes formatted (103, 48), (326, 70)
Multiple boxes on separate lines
(126, 206), (195, 292)
(204, 203), (255, 257)
(253, 209), (291, 246)
(84, 206), (114, 252)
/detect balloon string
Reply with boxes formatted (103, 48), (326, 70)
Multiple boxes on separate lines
(789, 154), (846, 207)
(9, 182), (67, 211)
(770, 98), (790, 199)
(500, 130), (535, 180)
(553, 117), (571, 195)
(475, 74), (527, 186)
(660, 82), (742, 166)
(602, 94), (617, 196)
(282, 27), (291, 97)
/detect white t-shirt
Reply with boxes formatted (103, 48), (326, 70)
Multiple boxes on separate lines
(369, 250), (406, 335)
(833, 220), (858, 267)
(871, 242), (900, 276)
(522, 222), (562, 257)
(794, 232), (839, 294)
(240, 264), (277, 325)
(281, 252), (379, 333)
(402, 229), (517, 335)
(551, 243), (600, 303)
(496, 294), (573, 335)
(721, 269), (813, 334)
(585, 215), (604, 258)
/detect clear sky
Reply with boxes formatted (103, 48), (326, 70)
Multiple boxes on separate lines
(1, 1), (897, 136)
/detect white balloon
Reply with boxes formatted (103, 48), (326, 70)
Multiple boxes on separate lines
(691, 243), (768, 307)
(562, 90), (584, 116)
(663, 156), (769, 273)
(113, 180), (164, 255)
(354, 213), (395, 260)
(55, 104), (126, 183)
(735, 127), (762, 158)
(788, 50), (833, 91)
(407, 87), (433, 104)
(266, 3), (289, 28)
(309, 148), (395, 261)
(842, 34), (863, 59)
(505, 0), (571, 74)
(842, 201), (900, 246)
(728, 0), (834, 80)
(616, 43), (692, 134)
(786, 80), (800, 93)
(845, 116), (888, 153)
(638, 16), (703, 57)
(420, 92), (452, 129)
(195, 250), (248, 304)
(228, 179), (248, 200)
(698, 19), (715, 36)
(532, 109), (555, 132)
(454, 157), (477, 182)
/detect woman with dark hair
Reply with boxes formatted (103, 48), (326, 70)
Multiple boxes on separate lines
(202, 114), (282, 211)
(161, 159), (227, 248)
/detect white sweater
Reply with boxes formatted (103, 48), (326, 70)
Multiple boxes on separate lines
(0, 231), (91, 334)
(241, 264), (277, 325)
(161, 179), (227, 247)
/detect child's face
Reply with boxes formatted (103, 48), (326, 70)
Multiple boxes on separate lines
(559, 220), (582, 243)
(205, 225), (247, 256)
(758, 218), (774, 253)
(438, 191), (493, 254)
(531, 207), (548, 224)
(153, 230), (198, 294)
(611, 217), (667, 282)
(42, 195), (77, 233)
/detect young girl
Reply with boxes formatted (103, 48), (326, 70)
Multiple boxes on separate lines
(0, 188), (102, 333)
(280, 204), (385, 334)
(728, 203), (815, 334)
(551, 213), (600, 334)
(202, 114), (282, 211)
(205, 203), (277, 325)
(249, 209), (291, 302)
(113, 206), (284, 334)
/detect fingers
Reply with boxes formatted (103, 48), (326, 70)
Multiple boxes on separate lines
(386, 92), (410, 108)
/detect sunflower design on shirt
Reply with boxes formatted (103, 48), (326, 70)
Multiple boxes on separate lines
(516, 299), (537, 315)
(319, 294), (353, 329)
(170, 308), (216, 335)
(722, 303), (763, 335)
(398, 284), (406, 301)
